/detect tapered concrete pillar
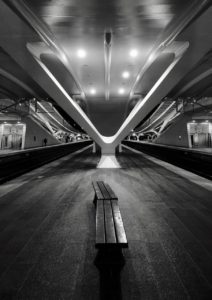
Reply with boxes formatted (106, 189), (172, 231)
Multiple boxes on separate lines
(97, 144), (120, 168)
(97, 155), (121, 168)
(101, 144), (115, 155)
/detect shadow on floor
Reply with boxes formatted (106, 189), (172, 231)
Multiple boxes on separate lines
(95, 250), (125, 300)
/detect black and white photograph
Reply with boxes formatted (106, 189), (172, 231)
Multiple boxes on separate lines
(0, 0), (212, 299)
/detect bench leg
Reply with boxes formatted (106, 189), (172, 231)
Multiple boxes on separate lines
(95, 248), (125, 300)
(93, 194), (97, 206)
(94, 248), (125, 267)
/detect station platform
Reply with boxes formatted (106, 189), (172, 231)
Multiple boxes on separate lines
(0, 147), (211, 299)
(0, 141), (88, 156)
(126, 140), (212, 155)
(1, 142), (211, 157)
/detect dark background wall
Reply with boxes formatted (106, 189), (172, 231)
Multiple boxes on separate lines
(87, 98), (128, 136)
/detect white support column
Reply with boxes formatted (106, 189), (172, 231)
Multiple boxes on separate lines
(22, 124), (26, 150)
(92, 142), (96, 153)
(0, 124), (3, 150)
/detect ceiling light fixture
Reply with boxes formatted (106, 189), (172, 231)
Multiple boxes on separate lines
(90, 88), (96, 95)
(122, 71), (130, 79)
(129, 49), (138, 58)
(77, 49), (87, 58)
(118, 88), (125, 95)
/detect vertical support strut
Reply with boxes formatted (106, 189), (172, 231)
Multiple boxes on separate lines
(104, 31), (112, 101)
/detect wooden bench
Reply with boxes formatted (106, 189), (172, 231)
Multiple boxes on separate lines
(92, 181), (128, 264)
(92, 181), (118, 205)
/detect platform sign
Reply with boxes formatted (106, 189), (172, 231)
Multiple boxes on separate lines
(11, 126), (16, 134)
(188, 123), (209, 134)
(188, 123), (197, 134)
(201, 123), (209, 133)
(3, 125), (11, 135)
(197, 124), (202, 133)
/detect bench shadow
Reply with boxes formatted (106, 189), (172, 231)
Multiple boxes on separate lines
(95, 250), (124, 300)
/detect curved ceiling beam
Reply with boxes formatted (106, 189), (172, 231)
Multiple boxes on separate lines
(7, 0), (85, 100)
(27, 42), (105, 145)
(0, 68), (35, 96)
(8, 0), (210, 106)
(159, 0), (211, 48)
(103, 41), (190, 152)
(0, 86), (17, 99)
(104, 31), (112, 101)
(0, 67), (73, 132)
(137, 101), (176, 133)
(141, 68), (212, 133)
(141, 130), (158, 136)
(36, 101), (77, 133)
(129, 0), (211, 100)
(26, 40), (188, 151)
(51, 105), (79, 134)
(177, 68), (212, 95)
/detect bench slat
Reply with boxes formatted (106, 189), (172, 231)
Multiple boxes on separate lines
(104, 183), (118, 200)
(111, 201), (128, 247)
(97, 181), (111, 200)
(96, 200), (106, 245)
(104, 201), (117, 244)
(92, 182), (104, 200)
(111, 200), (119, 212)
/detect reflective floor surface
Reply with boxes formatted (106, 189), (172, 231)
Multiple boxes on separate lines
(0, 148), (211, 299)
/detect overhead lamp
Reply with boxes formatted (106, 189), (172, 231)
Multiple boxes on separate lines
(77, 49), (86, 58)
(118, 88), (125, 95)
(129, 49), (138, 58)
(122, 71), (130, 79)
(90, 88), (96, 95)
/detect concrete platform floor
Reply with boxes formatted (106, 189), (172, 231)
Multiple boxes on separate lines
(0, 147), (212, 299)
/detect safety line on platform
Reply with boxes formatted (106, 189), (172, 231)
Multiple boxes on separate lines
(122, 144), (212, 192)
(0, 144), (93, 198)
